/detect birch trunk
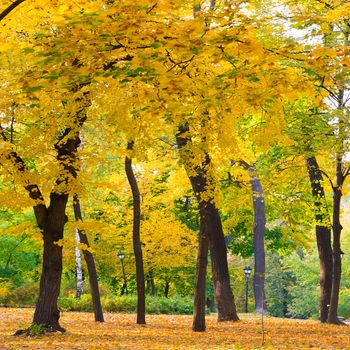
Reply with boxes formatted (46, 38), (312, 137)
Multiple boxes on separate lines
(75, 228), (84, 299)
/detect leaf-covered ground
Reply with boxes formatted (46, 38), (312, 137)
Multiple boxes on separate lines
(1, 308), (349, 349)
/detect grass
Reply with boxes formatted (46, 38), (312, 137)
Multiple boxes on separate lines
(0, 308), (349, 349)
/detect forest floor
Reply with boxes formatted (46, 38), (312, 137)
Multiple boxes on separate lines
(0, 307), (349, 349)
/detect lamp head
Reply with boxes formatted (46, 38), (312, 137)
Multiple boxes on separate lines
(244, 266), (252, 277)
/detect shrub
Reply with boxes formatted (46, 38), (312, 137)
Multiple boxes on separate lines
(0, 281), (39, 307)
(0, 279), (12, 305)
(28, 323), (45, 336)
(58, 294), (194, 314)
(338, 289), (350, 319)
(10, 283), (39, 306)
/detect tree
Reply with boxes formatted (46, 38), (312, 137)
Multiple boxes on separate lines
(0, 90), (88, 332)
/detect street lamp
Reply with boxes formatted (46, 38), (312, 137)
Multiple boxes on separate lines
(118, 250), (128, 295)
(340, 250), (345, 259)
(243, 266), (252, 313)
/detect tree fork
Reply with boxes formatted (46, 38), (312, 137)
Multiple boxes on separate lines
(176, 124), (239, 324)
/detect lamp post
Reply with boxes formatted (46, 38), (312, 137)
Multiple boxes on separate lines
(243, 266), (252, 313)
(118, 250), (128, 295)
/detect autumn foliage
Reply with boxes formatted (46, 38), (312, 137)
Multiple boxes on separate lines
(1, 0), (350, 343)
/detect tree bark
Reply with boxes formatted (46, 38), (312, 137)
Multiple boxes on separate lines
(248, 167), (266, 314)
(305, 156), (333, 323)
(75, 228), (84, 299)
(192, 225), (209, 332)
(149, 270), (156, 296)
(164, 280), (170, 298)
(176, 124), (239, 323)
(125, 141), (146, 325)
(328, 157), (344, 324)
(33, 195), (67, 331)
(73, 195), (104, 322)
(207, 203), (238, 321)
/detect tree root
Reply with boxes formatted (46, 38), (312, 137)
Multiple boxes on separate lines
(13, 324), (66, 336)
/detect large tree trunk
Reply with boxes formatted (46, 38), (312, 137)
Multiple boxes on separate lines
(73, 195), (104, 322)
(176, 124), (239, 323)
(247, 167), (266, 314)
(305, 156), (333, 323)
(192, 221), (209, 332)
(328, 157), (343, 324)
(3, 150), (69, 332)
(125, 141), (146, 325)
(33, 196), (67, 331)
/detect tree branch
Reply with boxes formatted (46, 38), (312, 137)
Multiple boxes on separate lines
(0, 124), (47, 228)
(319, 169), (335, 189)
(0, 0), (25, 22)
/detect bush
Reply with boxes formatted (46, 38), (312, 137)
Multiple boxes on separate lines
(58, 294), (194, 314)
(0, 281), (39, 307)
(0, 279), (12, 305)
(10, 283), (39, 306)
(59, 294), (94, 312)
(145, 295), (193, 314)
(338, 289), (350, 319)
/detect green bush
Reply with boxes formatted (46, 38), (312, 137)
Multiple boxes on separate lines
(58, 294), (194, 314)
(59, 294), (94, 312)
(338, 289), (350, 319)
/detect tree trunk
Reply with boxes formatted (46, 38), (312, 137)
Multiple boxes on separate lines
(305, 156), (333, 323)
(75, 228), (84, 299)
(73, 195), (104, 322)
(176, 124), (239, 323)
(33, 196), (67, 331)
(125, 141), (146, 325)
(149, 270), (156, 296)
(192, 224), (209, 332)
(164, 281), (170, 298)
(206, 203), (239, 321)
(247, 167), (266, 314)
(33, 128), (84, 330)
(328, 162), (343, 324)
